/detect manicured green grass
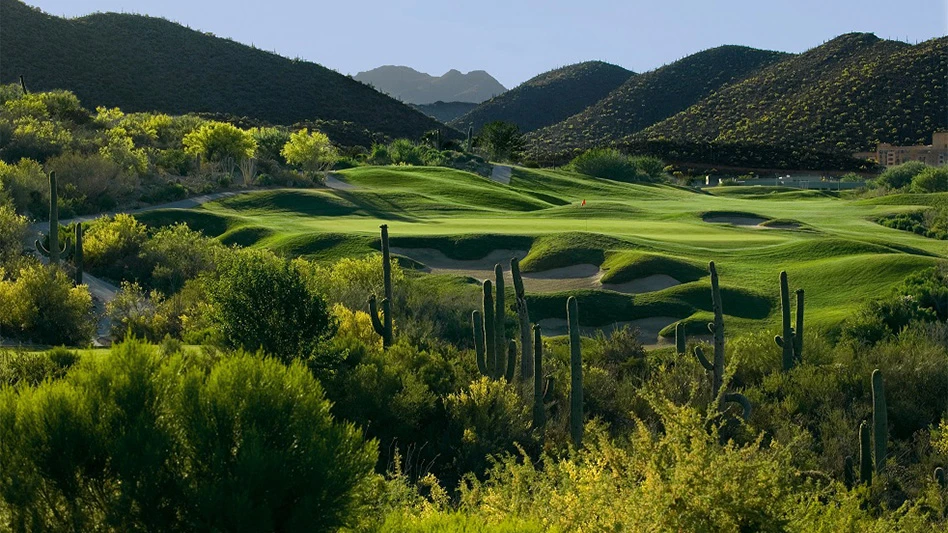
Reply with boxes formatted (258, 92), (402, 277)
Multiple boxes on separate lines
(160, 165), (947, 337)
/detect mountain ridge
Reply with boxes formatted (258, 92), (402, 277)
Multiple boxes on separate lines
(354, 65), (507, 104)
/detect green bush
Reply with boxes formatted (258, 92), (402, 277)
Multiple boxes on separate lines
(910, 165), (948, 193)
(84, 213), (148, 281)
(206, 249), (336, 364)
(0, 340), (379, 532)
(876, 161), (928, 190)
(0, 263), (94, 345)
(567, 148), (640, 182)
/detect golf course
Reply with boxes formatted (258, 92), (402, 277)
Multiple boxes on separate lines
(134, 165), (948, 344)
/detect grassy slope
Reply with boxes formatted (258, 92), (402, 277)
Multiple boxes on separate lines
(138, 166), (947, 337)
(0, 0), (447, 144)
(449, 61), (634, 133)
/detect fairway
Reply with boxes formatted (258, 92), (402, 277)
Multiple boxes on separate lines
(138, 166), (948, 343)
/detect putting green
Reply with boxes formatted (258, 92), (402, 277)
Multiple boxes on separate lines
(138, 166), (947, 339)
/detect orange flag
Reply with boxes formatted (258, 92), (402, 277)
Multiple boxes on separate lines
(581, 199), (586, 206)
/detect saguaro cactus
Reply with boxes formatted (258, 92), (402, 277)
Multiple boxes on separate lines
(675, 322), (686, 355)
(482, 279), (497, 376)
(493, 264), (506, 378)
(844, 456), (855, 489)
(466, 125), (473, 153)
(472, 310), (487, 375)
(533, 324), (545, 428)
(693, 261), (752, 421)
(568, 296), (584, 448)
(35, 172), (65, 265)
(936, 467), (946, 489)
(19, 75), (27, 95)
(472, 276), (517, 381)
(504, 340), (517, 383)
(872, 369), (887, 474)
(74, 223), (84, 285)
(859, 421), (872, 485)
(369, 224), (394, 348)
(511, 258), (533, 382)
(775, 272), (805, 370)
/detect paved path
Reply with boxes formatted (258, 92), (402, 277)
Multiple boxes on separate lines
(27, 189), (259, 346)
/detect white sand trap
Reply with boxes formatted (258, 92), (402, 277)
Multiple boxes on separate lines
(324, 174), (356, 190)
(490, 165), (512, 184)
(602, 274), (681, 294)
(704, 215), (768, 226)
(537, 316), (680, 348)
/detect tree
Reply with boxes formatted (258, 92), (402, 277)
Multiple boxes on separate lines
(910, 166), (948, 193)
(479, 121), (524, 162)
(205, 249), (336, 364)
(281, 128), (338, 173)
(182, 121), (256, 163)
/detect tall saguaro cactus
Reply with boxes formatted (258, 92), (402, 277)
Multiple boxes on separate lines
(693, 261), (752, 421)
(511, 258), (533, 382)
(775, 272), (805, 370)
(35, 172), (65, 265)
(494, 264), (506, 376)
(567, 296), (584, 448)
(472, 273), (517, 381)
(675, 322), (686, 355)
(482, 280), (497, 376)
(872, 369), (887, 475)
(74, 223), (84, 285)
(859, 421), (872, 485)
(369, 224), (394, 348)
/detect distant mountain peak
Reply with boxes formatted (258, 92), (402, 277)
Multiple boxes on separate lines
(354, 65), (507, 104)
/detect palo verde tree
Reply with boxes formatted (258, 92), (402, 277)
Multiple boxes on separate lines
(183, 121), (256, 164)
(479, 121), (523, 162)
(281, 128), (339, 173)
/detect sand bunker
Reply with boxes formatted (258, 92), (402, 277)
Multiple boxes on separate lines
(490, 165), (512, 184)
(324, 174), (356, 190)
(391, 247), (683, 294)
(537, 316), (680, 348)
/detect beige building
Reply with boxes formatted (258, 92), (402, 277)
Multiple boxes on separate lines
(870, 132), (948, 167)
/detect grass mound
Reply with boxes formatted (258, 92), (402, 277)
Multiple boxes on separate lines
(600, 252), (706, 284)
(388, 234), (534, 261)
(520, 233), (628, 272)
(136, 209), (234, 237)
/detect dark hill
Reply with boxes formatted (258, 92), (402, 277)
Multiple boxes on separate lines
(0, 0), (448, 144)
(639, 33), (948, 153)
(529, 46), (789, 151)
(449, 61), (634, 133)
(411, 101), (479, 124)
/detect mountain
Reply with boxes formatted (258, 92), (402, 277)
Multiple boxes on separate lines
(529, 46), (789, 151)
(638, 33), (948, 154)
(411, 101), (479, 124)
(354, 66), (506, 104)
(449, 61), (634, 133)
(0, 0), (448, 145)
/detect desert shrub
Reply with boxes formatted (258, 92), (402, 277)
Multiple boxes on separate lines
(206, 249), (336, 364)
(591, 325), (647, 375)
(84, 214), (148, 282)
(154, 148), (195, 176)
(251, 126), (291, 163)
(0, 348), (78, 387)
(367, 143), (392, 165)
(567, 148), (640, 182)
(0, 340), (378, 532)
(297, 254), (406, 312)
(389, 138), (425, 166)
(910, 165), (948, 193)
(281, 128), (338, 173)
(444, 378), (533, 478)
(107, 282), (174, 342)
(0, 158), (47, 216)
(0, 203), (27, 265)
(839, 295), (935, 345)
(877, 209), (948, 240)
(478, 121), (523, 162)
(140, 223), (224, 294)
(629, 155), (665, 179)
(182, 121), (256, 163)
(0, 263), (94, 345)
(895, 266), (948, 321)
(46, 152), (138, 213)
(876, 161), (928, 190)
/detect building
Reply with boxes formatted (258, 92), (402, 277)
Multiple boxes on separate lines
(869, 132), (948, 167)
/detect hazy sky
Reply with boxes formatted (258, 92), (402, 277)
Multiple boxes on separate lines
(20, 0), (948, 88)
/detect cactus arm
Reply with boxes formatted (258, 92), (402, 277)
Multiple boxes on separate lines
(723, 392), (752, 421)
(774, 335), (784, 347)
(473, 310), (488, 376)
(368, 295), (385, 337)
(859, 421), (872, 485)
(872, 369), (887, 474)
(794, 288), (804, 365)
(511, 258), (533, 381)
(35, 239), (50, 256)
(543, 376), (555, 403)
(533, 324), (545, 428)
(493, 264), (506, 379)
(504, 340), (517, 383)
(778, 271), (795, 371)
(693, 346), (714, 372)
(379, 225), (393, 347)
(708, 261), (724, 399)
(935, 467), (946, 489)
(675, 322), (686, 355)
(483, 280), (496, 378)
(567, 296), (583, 449)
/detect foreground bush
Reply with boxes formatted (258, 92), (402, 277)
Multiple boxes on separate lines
(0, 341), (378, 532)
(0, 263), (94, 345)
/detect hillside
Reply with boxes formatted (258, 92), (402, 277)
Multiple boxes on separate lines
(0, 0), (448, 144)
(354, 65), (506, 104)
(448, 61), (634, 133)
(529, 46), (789, 151)
(410, 101), (478, 123)
(639, 33), (948, 154)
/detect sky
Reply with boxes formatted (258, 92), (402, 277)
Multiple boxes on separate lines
(19, 0), (948, 88)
